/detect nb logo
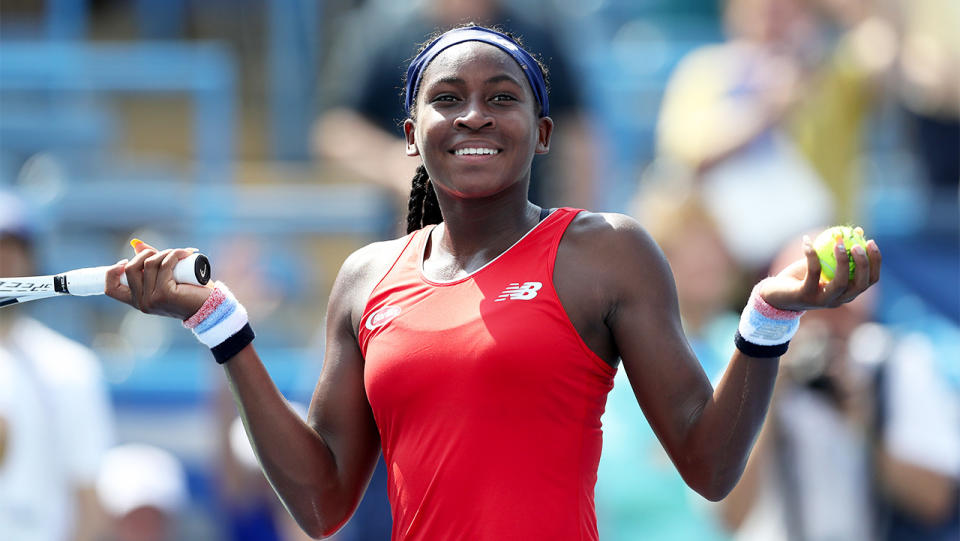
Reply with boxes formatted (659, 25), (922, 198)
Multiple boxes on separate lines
(495, 282), (542, 302)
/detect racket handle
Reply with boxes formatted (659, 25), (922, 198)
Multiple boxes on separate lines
(64, 253), (211, 296)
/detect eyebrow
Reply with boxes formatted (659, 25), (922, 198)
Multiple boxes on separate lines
(429, 74), (524, 88)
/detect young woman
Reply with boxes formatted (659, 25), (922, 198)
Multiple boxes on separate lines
(106, 26), (881, 540)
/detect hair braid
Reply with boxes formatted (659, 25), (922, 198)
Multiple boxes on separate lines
(406, 165), (428, 233)
(422, 176), (442, 228)
(405, 165), (442, 233)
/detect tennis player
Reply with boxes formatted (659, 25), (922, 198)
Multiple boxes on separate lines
(105, 25), (881, 540)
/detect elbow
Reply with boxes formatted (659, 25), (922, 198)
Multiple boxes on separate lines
(678, 456), (745, 502)
(291, 487), (362, 539)
(687, 475), (738, 502)
(695, 480), (736, 502)
(297, 510), (351, 540)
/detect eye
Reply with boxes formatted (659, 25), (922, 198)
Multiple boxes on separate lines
(491, 93), (517, 103)
(431, 94), (458, 104)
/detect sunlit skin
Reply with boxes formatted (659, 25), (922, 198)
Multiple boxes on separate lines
(105, 39), (881, 538)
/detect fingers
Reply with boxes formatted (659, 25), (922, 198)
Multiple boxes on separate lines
(821, 237), (851, 305)
(104, 259), (132, 305)
(124, 245), (156, 309)
(124, 241), (174, 309)
(173, 247), (198, 260)
(141, 249), (173, 301)
(827, 237), (882, 306)
(773, 233), (882, 313)
(800, 235), (821, 293)
(159, 249), (182, 290)
(837, 243), (869, 304)
(122, 240), (209, 318)
(866, 239), (882, 286)
(131, 238), (156, 254)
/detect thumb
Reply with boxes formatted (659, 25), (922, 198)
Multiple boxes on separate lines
(801, 235), (822, 292)
(104, 259), (132, 304)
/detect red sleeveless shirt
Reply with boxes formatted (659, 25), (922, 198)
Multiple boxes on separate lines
(359, 208), (616, 540)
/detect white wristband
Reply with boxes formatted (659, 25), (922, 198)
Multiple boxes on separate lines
(737, 279), (804, 346)
(195, 303), (249, 348)
(183, 281), (249, 349)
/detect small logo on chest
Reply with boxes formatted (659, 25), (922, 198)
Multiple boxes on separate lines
(365, 305), (402, 330)
(495, 281), (542, 302)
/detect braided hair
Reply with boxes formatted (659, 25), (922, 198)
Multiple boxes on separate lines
(406, 164), (443, 234)
(403, 24), (549, 234)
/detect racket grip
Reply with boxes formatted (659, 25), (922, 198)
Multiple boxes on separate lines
(65, 253), (211, 296)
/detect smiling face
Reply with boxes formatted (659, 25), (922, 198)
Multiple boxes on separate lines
(404, 41), (553, 200)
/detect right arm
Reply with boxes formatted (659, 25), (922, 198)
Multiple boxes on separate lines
(106, 242), (385, 538)
(314, 108), (421, 196)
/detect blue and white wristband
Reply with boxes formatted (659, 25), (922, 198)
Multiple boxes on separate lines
(735, 279), (804, 358)
(183, 281), (255, 364)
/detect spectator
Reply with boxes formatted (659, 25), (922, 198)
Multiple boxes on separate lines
(0, 191), (114, 541)
(874, 330), (960, 540)
(95, 444), (187, 541)
(655, 0), (897, 270)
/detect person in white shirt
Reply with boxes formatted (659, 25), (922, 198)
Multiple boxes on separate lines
(0, 192), (115, 541)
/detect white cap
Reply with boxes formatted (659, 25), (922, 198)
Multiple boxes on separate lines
(96, 443), (188, 517)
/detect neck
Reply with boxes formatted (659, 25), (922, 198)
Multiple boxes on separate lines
(429, 183), (540, 274)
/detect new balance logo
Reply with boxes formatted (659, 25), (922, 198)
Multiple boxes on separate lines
(495, 281), (542, 302)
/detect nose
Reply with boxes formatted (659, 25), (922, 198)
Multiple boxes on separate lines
(454, 98), (494, 131)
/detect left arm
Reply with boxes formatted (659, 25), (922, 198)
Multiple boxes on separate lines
(579, 214), (880, 500)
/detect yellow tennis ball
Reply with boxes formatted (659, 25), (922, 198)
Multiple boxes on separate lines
(813, 226), (868, 282)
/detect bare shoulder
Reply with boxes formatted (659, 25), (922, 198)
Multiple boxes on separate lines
(559, 211), (674, 302)
(553, 211), (676, 364)
(338, 236), (411, 289)
(562, 211), (666, 264)
(330, 235), (414, 329)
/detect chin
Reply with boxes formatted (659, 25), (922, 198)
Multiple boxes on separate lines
(444, 177), (519, 199)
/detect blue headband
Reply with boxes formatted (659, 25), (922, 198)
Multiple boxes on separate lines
(404, 26), (550, 118)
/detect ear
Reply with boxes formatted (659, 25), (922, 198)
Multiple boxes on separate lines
(403, 119), (419, 156)
(535, 116), (554, 155)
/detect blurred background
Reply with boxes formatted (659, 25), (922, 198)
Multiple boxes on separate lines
(0, 0), (956, 540)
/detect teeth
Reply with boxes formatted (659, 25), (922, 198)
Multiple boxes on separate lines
(454, 148), (499, 156)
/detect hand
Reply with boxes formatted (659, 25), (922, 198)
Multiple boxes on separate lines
(105, 239), (212, 320)
(759, 235), (881, 312)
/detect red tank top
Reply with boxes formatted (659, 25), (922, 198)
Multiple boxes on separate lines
(359, 208), (616, 541)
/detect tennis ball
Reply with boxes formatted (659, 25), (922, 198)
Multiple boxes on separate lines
(813, 226), (868, 282)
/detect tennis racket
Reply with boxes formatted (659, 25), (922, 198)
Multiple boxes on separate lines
(0, 253), (210, 308)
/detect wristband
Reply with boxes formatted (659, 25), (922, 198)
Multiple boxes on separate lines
(183, 281), (254, 364)
(183, 287), (226, 329)
(211, 323), (255, 364)
(734, 330), (790, 358)
(735, 278), (804, 357)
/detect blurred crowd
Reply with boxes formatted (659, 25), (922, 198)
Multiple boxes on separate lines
(1, 0), (957, 540)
